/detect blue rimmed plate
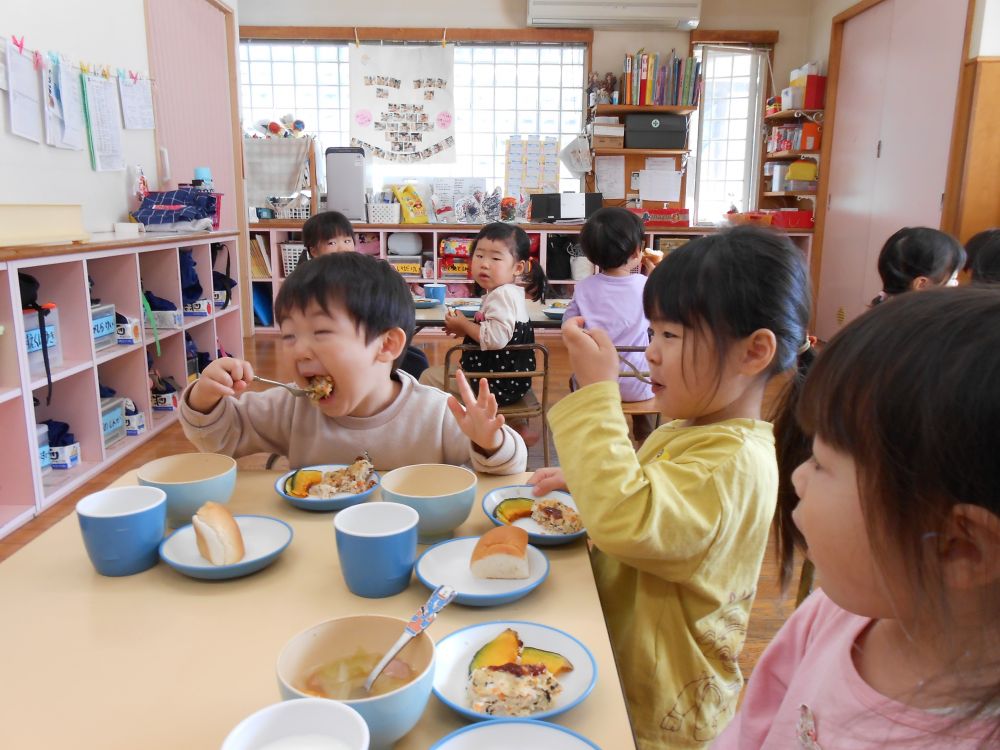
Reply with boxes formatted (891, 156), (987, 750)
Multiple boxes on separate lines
(413, 297), (441, 309)
(542, 306), (565, 320)
(415, 537), (549, 607)
(430, 719), (600, 749)
(482, 485), (587, 546)
(274, 464), (380, 512)
(432, 620), (597, 723)
(159, 515), (293, 580)
(455, 305), (480, 318)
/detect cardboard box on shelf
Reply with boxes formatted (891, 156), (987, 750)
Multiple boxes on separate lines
(628, 207), (690, 227)
(50, 441), (80, 470)
(152, 392), (180, 411)
(145, 310), (184, 330)
(183, 298), (213, 317)
(116, 316), (142, 345)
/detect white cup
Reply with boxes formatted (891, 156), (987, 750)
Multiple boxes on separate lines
(222, 698), (370, 750)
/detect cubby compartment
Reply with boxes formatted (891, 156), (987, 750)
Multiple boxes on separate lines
(87, 253), (144, 364)
(0, 397), (37, 536)
(97, 347), (152, 463)
(0, 269), (24, 401)
(215, 307), (245, 361)
(34, 367), (101, 507)
(180, 244), (215, 318)
(139, 247), (183, 322)
(147, 332), (187, 433)
(211, 239), (240, 312)
(184, 319), (217, 383)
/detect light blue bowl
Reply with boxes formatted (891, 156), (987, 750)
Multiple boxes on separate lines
(277, 614), (436, 750)
(542, 306), (566, 320)
(379, 464), (477, 543)
(137, 453), (237, 527)
(274, 464), (380, 512)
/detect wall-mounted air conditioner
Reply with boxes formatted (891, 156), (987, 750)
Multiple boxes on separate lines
(527, 0), (702, 30)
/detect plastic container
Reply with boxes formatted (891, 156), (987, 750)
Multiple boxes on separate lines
(90, 303), (117, 351)
(367, 203), (401, 224)
(100, 396), (126, 449)
(388, 254), (423, 277)
(36, 423), (51, 475)
(280, 242), (306, 276)
(23, 304), (63, 375)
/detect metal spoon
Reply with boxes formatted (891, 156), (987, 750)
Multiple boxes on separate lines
(252, 375), (312, 398)
(362, 585), (457, 694)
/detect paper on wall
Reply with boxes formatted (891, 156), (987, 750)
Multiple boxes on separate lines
(82, 74), (124, 171)
(594, 155), (625, 200)
(57, 56), (85, 150)
(118, 77), (155, 129)
(639, 169), (682, 203)
(560, 192), (585, 220)
(6, 38), (42, 143)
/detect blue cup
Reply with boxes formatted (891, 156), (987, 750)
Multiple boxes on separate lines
(334, 502), (419, 598)
(424, 283), (447, 305)
(76, 486), (167, 576)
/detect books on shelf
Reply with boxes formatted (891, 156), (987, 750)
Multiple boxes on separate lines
(249, 233), (273, 280)
(622, 49), (702, 107)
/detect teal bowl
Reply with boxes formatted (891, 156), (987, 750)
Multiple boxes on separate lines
(379, 464), (477, 543)
(137, 453), (237, 527)
(277, 614), (435, 750)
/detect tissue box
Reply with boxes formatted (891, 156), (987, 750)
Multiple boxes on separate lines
(117, 316), (142, 345)
(781, 86), (805, 110)
(145, 310), (184, 330)
(100, 397), (126, 448)
(152, 392), (180, 411)
(125, 411), (146, 436)
(50, 442), (80, 470)
(90, 303), (117, 351)
(439, 237), (473, 258)
(183, 298), (213, 317)
(36, 424), (51, 474)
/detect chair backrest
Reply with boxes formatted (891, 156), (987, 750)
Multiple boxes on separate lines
(443, 343), (550, 410)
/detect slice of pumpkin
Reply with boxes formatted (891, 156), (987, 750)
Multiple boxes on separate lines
(468, 627), (522, 674)
(521, 646), (574, 675)
(285, 469), (323, 498)
(494, 497), (535, 524)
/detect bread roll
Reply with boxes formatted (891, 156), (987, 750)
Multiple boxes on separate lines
(192, 501), (245, 565)
(470, 525), (529, 579)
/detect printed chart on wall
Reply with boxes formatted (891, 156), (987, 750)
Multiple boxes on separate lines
(349, 45), (455, 164)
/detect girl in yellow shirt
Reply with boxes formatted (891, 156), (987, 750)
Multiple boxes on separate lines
(531, 226), (813, 749)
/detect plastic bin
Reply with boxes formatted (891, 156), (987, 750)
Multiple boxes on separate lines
(367, 203), (401, 224)
(388, 254), (423, 277)
(90, 303), (117, 351)
(23, 304), (63, 375)
(280, 242), (306, 276)
(36, 423), (51, 475)
(100, 396), (126, 449)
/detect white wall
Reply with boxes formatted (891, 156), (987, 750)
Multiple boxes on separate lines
(970, 0), (1000, 57)
(0, 0), (160, 233)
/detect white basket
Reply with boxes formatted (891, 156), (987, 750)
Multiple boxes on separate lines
(280, 242), (306, 276)
(367, 203), (401, 224)
(275, 205), (312, 220)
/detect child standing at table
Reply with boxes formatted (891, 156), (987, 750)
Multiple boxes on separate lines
(530, 227), (812, 749)
(565, 207), (655, 442)
(870, 227), (965, 305)
(716, 288), (1000, 749)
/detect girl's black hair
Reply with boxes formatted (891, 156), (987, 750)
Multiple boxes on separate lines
(792, 287), (1000, 744)
(470, 222), (547, 302)
(965, 228), (1000, 285)
(579, 207), (645, 270)
(871, 227), (965, 305)
(301, 211), (356, 259)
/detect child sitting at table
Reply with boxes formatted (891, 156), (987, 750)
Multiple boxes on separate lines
(869, 226), (965, 305)
(965, 228), (1000, 285)
(530, 227), (813, 749)
(565, 207), (655, 442)
(419, 223), (547, 444)
(180, 252), (526, 473)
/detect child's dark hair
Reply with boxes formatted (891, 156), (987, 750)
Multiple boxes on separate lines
(790, 288), (1000, 742)
(579, 207), (645, 270)
(274, 253), (414, 366)
(470, 223), (547, 302)
(965, 228), (1000, 285)
(302, 211), (355, 257)
(871, 227), (965, 304)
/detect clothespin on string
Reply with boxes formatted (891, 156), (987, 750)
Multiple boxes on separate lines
(441, 28), (447, 48)
(11, 35), (25, 54)
(129, 70), (140, 83)
(32, 50), (43, 71)
(354, 28), (360, 47)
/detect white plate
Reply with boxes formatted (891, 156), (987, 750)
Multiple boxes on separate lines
(481, 485), (587, 546)
(415, 537), (549, 606)
(542, 307), (565, 320)
(432, 620), (597, 723)
(430, 719), (600, 749)
(159, 515), (293, 580)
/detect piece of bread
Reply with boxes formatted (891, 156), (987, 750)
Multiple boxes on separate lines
(192, 501), (245, 565)
(470, 526), (529, 579)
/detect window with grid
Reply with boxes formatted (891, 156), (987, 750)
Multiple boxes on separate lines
(239, 41), (586, 193)
(689, 45), (768, 224)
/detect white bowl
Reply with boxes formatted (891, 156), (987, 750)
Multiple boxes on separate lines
(431, 719), (600, 749)
(221, 697), (369, 750)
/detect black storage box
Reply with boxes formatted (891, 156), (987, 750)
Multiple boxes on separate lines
(624, 113), (687, 149)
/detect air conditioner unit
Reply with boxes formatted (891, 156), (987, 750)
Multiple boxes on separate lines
(527, 0), (701, 30)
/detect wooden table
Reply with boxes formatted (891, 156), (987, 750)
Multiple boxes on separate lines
(0, 471), (635, 749)
(414, 299), (569, 331)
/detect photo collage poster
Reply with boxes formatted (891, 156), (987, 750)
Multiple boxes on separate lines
(349, 45), (456, 164)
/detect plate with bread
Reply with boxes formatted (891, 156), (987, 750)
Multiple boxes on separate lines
(415, 526), (549, 607)
(159, 502), (293, 580)
(430, 719), (600, 749)
(482, 485), (586, 546)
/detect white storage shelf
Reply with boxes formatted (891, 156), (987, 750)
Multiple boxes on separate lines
(0, 231), (242, 537)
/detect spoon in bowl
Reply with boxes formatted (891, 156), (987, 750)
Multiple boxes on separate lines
(361, 584), (457, 695)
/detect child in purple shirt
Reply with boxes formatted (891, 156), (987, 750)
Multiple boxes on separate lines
(565, 208), (655, 441)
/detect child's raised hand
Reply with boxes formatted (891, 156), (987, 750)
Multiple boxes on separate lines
(447, 370), (504, 454)
(562, 316), (620, 388)
(528, 466), (568, 496)
(188, 356), (256, 414)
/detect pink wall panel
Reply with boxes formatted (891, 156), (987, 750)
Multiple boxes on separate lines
(146, 0), (237, 231)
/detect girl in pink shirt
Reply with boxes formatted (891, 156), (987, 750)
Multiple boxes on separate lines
(716, 288), (1000, 749)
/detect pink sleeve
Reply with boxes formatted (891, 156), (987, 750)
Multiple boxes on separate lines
(712, 590), (829, 748)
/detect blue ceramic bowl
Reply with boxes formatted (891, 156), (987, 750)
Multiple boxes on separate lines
(379, 464), (477, 543)
(159, 515), (293, 580)
(277, 614), (436, 750)
(76, 486), (167, 576)
(137, 453), (237, 527)
(274, 464), (381, 512)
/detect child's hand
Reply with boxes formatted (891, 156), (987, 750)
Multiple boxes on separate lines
(444, 308), (468, 338)
(563, 316), (620, 387)
(528, 467), (568, 496)
(187, 357), (256, 414)
(447, 370), (504, 455)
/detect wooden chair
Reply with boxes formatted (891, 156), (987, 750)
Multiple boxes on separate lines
(568, 345), (661, 438)
(795, 558), (816, 608)
(443, 342), (551, 465)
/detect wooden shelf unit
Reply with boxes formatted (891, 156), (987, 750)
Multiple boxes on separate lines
(764, 150), (821, 160)
(593, 104), (697, 116)
(592, 147), (689, 157)
(0, 231), (242, 538)
(764, 191), (819, 197)
(764, 109), (824, 123)
(758, 109), (824, 215)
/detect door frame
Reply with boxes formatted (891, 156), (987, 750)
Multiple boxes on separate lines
(143, 0), (252, 335)
(811, 0), (975, 323)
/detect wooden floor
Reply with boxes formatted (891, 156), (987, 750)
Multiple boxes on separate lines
(0, 329), (797, 680)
